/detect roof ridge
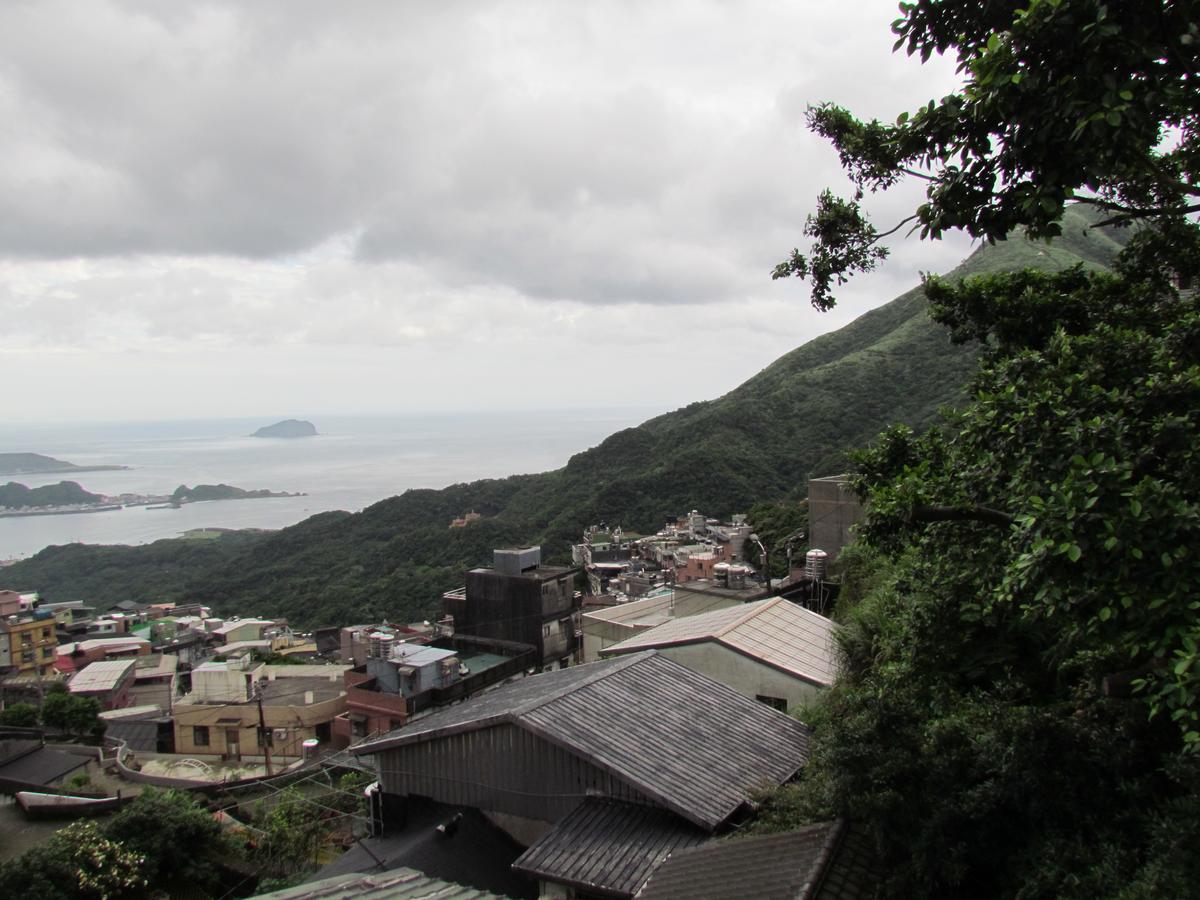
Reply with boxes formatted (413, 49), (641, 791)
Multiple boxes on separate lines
(713, 597), (776, 639)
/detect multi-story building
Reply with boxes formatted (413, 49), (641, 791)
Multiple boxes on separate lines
(0, 591), (59, 677)
(443, 546), (580, 668)
(172, 659), (350, 760)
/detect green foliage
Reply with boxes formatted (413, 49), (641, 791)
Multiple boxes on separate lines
(0, 480), (104, 509)
(253, 787), (326, 878)
(104, 789), (227, 889)
(41, 691), (105, 739)
(777, 0), (1199, 309)
(744, 500), (808, 577)
(0, 821), (148, 899)
(0, 789), (236, 899)
(0, 702), (38, 727)
(759, 1), (1200, 896)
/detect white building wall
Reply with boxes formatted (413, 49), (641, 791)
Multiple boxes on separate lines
(650, 643), (826, 714)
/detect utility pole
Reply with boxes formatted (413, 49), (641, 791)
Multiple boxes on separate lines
(256, 690), (273, 776)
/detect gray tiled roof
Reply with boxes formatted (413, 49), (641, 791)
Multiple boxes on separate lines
(601, 597), (840, 686)
(253, 868), (510, 899)
(635, 820), (879, 900)
(512, 799), (708, 898)
(354, 652), (811, 830)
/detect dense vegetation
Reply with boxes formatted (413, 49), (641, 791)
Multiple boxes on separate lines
(0, 779), (371, 897)
(0, 481), (104, 509)
(753, 0), (1200, 896)
(2, 210), (1120, 627)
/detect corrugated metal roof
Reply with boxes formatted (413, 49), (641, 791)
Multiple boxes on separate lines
(601, 598), (840, 686)
(513, 799), (707, 898)
(68, 658), (136, 693)
(636, 823), (839, 900)
(253, 867), (511, 899)
(354, 652), (810, 830)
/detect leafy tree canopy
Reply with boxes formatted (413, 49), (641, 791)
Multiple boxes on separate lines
(775, 0), (1199, 309)
(763, 1), (1200, 897)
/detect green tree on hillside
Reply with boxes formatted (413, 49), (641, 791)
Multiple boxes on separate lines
(765, 1), (1200, 897)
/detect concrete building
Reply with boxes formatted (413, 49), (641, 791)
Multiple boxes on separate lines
(128, 653), (179, 712)
(580, 590), (744, 663)
(599, 597), (840, 712)
(335, 633), (537, 743)
(0, 596), (58, 677)
(54, 636), (151, 675)
(807, 475), (865, 563)
(444, 547), (580, 668)
(173, 659), (350, 759)
(68, 658), (137, 710)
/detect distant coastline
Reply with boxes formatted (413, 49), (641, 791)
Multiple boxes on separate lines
(0, 452), (128, 476)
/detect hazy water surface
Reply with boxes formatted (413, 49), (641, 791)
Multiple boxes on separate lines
(0, 410), (653, 560)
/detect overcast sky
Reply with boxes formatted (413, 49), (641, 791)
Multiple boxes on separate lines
(1, 0), (974, 424)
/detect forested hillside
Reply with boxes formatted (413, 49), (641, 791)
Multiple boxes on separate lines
(2, 209), (1119, 627)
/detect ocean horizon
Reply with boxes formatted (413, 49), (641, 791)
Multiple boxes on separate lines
(0, 408), (660, 560)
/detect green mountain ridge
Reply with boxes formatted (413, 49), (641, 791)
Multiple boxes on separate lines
(2, 209), (1120, 627)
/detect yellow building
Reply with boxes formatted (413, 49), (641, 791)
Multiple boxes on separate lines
(172, 660), (349, 760)
(0, 600), (59, 678)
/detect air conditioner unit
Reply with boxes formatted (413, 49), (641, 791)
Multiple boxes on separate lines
(273, 728), (288, 741)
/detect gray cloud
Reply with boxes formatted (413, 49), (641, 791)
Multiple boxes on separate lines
(0, 0), (962, 309)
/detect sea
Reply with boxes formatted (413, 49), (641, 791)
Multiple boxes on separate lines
(0, 410), (657, 561)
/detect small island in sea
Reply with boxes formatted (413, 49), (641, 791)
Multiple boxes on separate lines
(251, 419), (318, 438)
(0, 480), (107, 510)
(0, 452), (128, 476)
(169, 483), (304, 505)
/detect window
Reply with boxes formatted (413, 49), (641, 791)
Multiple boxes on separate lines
(756, 695), (788, 713)
(41, 628), (52, 640)
(193, 726), (210, 747)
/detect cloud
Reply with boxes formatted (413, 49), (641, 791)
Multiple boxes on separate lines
(0, 1), (977, 421)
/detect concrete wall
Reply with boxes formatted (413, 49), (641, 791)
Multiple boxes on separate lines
(807, 475), (864, 562)
(646, 642), (824, 714)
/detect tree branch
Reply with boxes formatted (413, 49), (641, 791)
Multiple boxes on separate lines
(874, 213), (921, 240)
(909, 504), (1015, 527)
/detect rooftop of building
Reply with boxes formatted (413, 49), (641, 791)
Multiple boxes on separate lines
(133, 653), (178, 678)
(57, 636), (151, 656)
(601, 597), (840, 687)
(513, 798), (707, 898)
(390, 644), (458, 667)
(354, 652), (810, 831)
(467, 563), (577, 581)
(259, 675), (346, 706)
(69, 658), (136, 693)
(635, 820), (880, 900)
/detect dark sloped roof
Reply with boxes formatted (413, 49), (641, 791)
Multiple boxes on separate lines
(635, 821), (880, 900)
(512, 799), (708, 899)
(812, 822), (883, 900)
(254, 867), (511, 899)
(0, 745), (88, 785)
(309, 798), (534, 899)
(354, 652), (811, 830)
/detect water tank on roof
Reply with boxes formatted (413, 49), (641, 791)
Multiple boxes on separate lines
(728, 566), (748, 590)
(713, 563), (730, 587)
(369, 633), (395, 660)
(805, 549), (829, 580)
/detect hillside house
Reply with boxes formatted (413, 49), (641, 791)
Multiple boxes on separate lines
(351, 651), (810, 898)
(68, 658), (137, 710)
(443, 546), (580, 668)
(599, 596), (840, 712)
(173, 659), (350, 759)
